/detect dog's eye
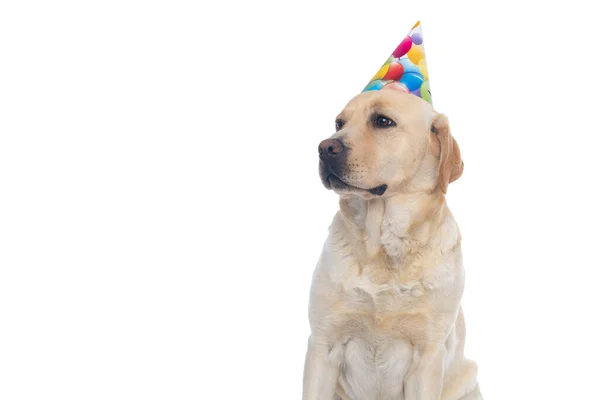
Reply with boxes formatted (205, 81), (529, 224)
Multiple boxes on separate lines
(335, 119), (344, 131)
(374, 115), (396, 128)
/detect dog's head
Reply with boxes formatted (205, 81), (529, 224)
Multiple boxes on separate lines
(318, 89), (463, 198)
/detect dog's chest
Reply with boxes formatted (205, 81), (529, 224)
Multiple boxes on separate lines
(340, 264), (427, 330)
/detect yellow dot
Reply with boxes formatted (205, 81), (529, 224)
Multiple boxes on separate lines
(418, 59), (428, 80)
(371, 63), (389, 81)
(407, 45), (424, 65)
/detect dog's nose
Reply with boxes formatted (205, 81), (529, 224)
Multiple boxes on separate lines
(318, 139), (344, 161)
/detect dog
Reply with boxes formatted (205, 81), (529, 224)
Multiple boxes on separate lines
(302, 88), (482, 400)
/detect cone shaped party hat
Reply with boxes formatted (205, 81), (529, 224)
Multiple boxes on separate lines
(362, 21), (432, 104)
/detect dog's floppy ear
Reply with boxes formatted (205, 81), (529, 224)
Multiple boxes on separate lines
(432, 113), (463, 194)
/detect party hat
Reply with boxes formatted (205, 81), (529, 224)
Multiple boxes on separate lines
(362, 21), (432, 104)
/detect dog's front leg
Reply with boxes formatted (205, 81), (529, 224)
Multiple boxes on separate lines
(302, 336), (342, 400)
(404, 344), (446, 400)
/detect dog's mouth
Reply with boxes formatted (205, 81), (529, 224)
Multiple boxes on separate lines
(325, 173), (387, 196)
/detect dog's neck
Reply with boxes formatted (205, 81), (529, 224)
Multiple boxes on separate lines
(339, 190), (452, 262)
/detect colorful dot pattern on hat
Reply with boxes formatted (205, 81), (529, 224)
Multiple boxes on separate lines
(362, 21), (432, 105)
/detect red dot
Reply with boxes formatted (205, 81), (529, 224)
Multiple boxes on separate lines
(392, 36), (413, 58)
(383, 62), (404, 81)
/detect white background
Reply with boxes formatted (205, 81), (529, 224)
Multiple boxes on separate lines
(1, 1), (600, 399)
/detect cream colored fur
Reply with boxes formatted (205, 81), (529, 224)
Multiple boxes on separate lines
(303, 90), (482, 400)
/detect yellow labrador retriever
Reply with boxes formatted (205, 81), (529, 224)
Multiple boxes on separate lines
(303, 89), (482, 400)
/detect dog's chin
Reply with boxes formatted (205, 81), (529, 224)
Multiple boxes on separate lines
(322, 173), (387, 197)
